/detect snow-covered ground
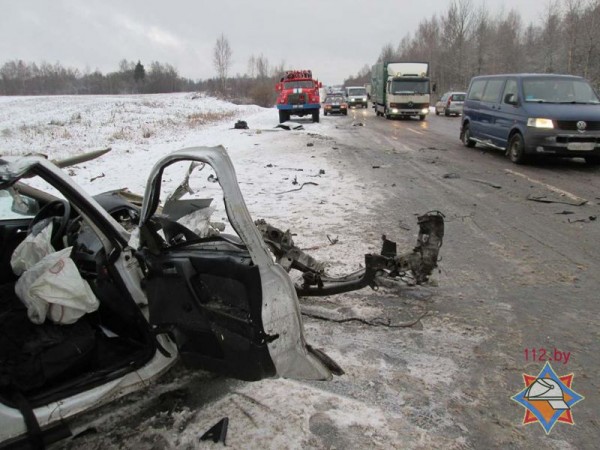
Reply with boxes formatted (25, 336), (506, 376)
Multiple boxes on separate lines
(0, 93), (378, 274)
(1, 94), (471, 449)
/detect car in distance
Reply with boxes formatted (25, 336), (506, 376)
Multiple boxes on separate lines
(435, 91), (466, 116)
(323, 94), (348, 116)
(345, 86), (368, 108)
(460, 74), (600, 164)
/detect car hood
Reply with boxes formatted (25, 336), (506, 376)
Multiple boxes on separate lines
(522, 102), (600, 121)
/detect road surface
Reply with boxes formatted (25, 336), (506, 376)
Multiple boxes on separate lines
(305, 106), (600, 448)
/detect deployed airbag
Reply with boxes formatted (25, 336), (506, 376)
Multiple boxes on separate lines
(10, 221), (54, 276)
(15, 247), (99, 325)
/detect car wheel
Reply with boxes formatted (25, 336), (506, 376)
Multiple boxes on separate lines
(584, 155), (600, 165)
(435, 109), (439, 116)
(278, 110), (288, 123)
(324, 111), (328, 116)
(419, 115), (426, 121)
(444, 109), (450, 117)
(312, 110), (320, 123)
(508, 133), (528, 164)
(462, 124), (476, 148)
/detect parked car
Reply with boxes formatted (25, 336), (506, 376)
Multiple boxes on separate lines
(435, 91), (466, 116)
(460, 74), (600, 164)
(323, 95), (348, 116)
(0, 147), (337, 447)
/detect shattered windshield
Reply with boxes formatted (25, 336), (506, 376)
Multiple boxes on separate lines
(523, 78), (600, 103)
(390, 80), (429, 95)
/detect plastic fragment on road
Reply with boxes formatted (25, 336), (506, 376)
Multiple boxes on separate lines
(275, 121), (304, 130)
(200, 417), (229, 445)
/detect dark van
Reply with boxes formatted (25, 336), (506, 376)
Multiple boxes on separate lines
(460, 74), (600, 164)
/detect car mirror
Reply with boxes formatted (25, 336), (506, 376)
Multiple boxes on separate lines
(504, 93), (518, 105)
(9, 190), (39, 216)
(275, 83), (282, 92)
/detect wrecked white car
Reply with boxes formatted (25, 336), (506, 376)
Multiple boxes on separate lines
(0, 146), (445, 448)
(0, 146), (338, 448)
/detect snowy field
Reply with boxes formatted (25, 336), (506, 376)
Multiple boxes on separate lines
(0, 93), (378, 274)
(0, 94), (470, 449)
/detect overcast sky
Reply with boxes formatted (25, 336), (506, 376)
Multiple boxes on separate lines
(1, 0), (546, 85)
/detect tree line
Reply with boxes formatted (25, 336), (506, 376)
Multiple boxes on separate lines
(201, 37), (286, 107)
(345, 0), (600, 96)
(0, 53), (282, 108)
(0, 59), (200, 96)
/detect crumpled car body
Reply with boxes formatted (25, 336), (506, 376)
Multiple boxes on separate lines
(0, 146), (333, 447)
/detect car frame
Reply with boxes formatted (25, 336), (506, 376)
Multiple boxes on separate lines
(0, 146), (334, 447)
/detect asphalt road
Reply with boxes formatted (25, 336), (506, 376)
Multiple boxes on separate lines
(307, 105), (600, 448)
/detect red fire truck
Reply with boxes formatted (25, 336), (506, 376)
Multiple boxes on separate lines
(275, 70), (322, 123)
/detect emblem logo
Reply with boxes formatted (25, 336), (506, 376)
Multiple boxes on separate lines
(407, 101), (414, 108)
(576, 121), (587, 131)
(512, 362), (584, 434)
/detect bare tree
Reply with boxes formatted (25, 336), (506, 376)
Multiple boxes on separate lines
(255, 54), (270, 79)
(213, 33), (232, 94)
(247, 55), (256, 78)
(344, 0), (600, 94)
(378, 43), (396, 62)
(441, 0), (473, 88)
(541, 1), (562, 72)
(563, 0), (583, 73)
(493, 10), (523, 73)
(472, 5), (490, 75)
(581, 0), (600, 80)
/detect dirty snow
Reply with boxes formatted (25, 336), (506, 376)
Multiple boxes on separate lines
(1, 93), (477, 449)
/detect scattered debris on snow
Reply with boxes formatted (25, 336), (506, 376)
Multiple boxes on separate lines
(275, 121), (304, 130)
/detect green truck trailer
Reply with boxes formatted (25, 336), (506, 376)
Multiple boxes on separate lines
(371, 61), (432, 121)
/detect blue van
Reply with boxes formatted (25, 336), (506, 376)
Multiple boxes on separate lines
(460, 74), (600, 164)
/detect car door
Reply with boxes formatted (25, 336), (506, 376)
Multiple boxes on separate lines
(138, 146), (335, 381)
(479, 78), (506, 145)
(465, 79), (487, 137)
(495, 78), (520, 148)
